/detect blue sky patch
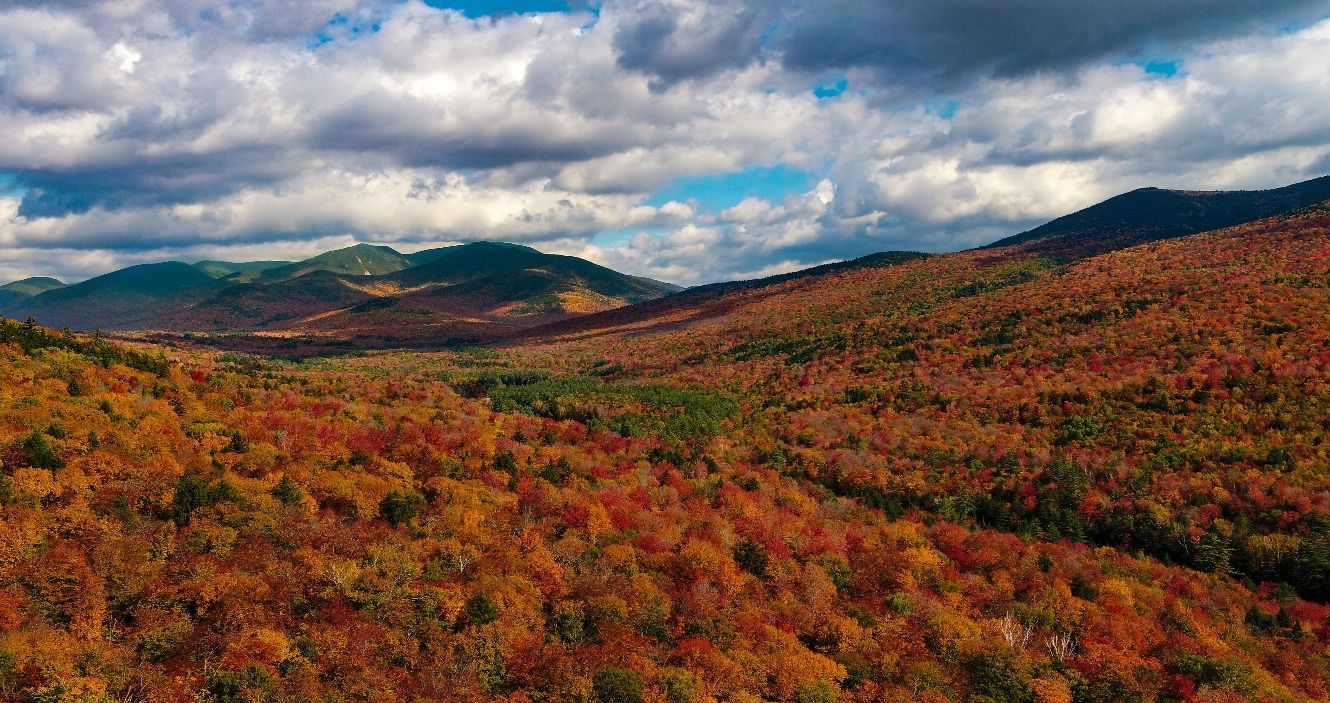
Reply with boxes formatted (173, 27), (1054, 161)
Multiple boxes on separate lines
(1138, 59), (1182, 77)
(424, 0), (571, 17)
(592, 226), (664, 248)
(0, 172), (25, 198)
(813, 77), (848, 100)
(647, 166), (817, 212)
(309, 13), (382, 48)
(933, 99), (960, 119)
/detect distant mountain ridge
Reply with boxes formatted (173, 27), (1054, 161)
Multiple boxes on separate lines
(2, 242), (681, 343)
(4, 174), (1327, 349)
(232, 243), (417, 285)
(510, 175), (1330, 345)
(168, 242), (683, 344)
(989, 174), (1330, 259)
(192, 260), (292, 279)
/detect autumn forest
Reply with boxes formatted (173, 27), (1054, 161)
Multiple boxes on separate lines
(4, 194), (1330, 703)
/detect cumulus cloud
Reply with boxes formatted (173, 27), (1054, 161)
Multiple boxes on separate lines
(0, 0), (1328, 285)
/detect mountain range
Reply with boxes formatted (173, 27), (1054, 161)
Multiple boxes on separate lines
(2, 175), (1328, 352)
(0, 242), (680, 343)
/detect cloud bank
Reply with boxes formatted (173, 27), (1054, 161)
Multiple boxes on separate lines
(1, 0), (1329, 285)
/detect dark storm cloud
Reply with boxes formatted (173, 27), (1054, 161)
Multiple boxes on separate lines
(306, 94), (645, 170)
(13, 145), (298, 220)
(612, 0), (1330, 92)
(612, 1), (775, 89)
(781, 0), (1330, 85)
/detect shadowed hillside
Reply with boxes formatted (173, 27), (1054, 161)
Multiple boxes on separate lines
(10, 262), (224, 330)
(988, 174), (1330, 260)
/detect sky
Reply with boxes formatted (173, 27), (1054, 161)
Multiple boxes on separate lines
(2, 1), (1330, 286)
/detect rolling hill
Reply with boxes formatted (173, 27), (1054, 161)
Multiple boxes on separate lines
(168, 269), (379, 331)
(499, 202), (1330, 602)
(507, 176), (1330, 345)
(158, 242), (680, 346)
(9, 262), (225, 330)
(515, 250), (930, 342)
(5, 242), (679, 340)
(0, 276), (65, 312)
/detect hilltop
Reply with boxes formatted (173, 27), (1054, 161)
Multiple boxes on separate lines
(0, 276), (65, 312)
(988, 174), (1330, 260)
(191, 260), (292, 279)
(7, 262), (226, 330)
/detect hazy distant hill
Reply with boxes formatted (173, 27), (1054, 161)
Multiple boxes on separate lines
(233, 243), (416, 284)
(0, 276), (65, 312)
(192, 260), (293, 279)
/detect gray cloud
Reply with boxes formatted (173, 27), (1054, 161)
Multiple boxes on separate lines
(607, 0), (1330, 96)
(613, 0), (775, 89)
(306, 92), (646, 170)
(774, 0), (1330, 88)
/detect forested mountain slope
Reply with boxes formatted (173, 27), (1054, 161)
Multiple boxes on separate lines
(988, 174), (1330, 260)
(3, 203), (1330, 703)
(2, 297), (1329, 701)
(0, 277), (65, 313)
(505, 205), (1330, 603)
